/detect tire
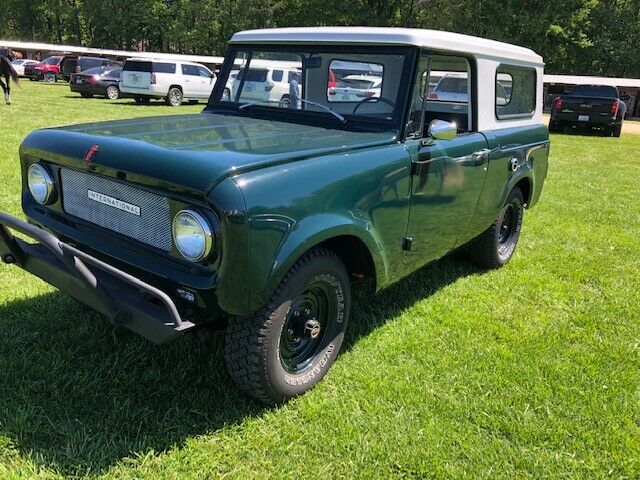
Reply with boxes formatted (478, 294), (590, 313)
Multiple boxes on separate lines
(548, 120), (563, 133)
(225, 247), (350, 405)
(134, 96), (150, 105)
(80, 92), (93, 98)
(166, 87), (183, 107)
(612, 124), (622, 138)
(466, 187), (524, 269)
(279, 95), (292, 108)
(105, 85), (120, 100)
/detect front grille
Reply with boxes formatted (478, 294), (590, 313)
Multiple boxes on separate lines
(60, 168), (172, 252)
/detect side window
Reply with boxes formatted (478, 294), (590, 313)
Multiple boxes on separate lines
(272, 70), (283, 82)
(496, 64), (536, 119)
(407, 54), (473, 137)
(197, 66), (212, 77)
(181, 64), (200, 76)
(327, 60), (384, 103)
(154, 63), (176, 74)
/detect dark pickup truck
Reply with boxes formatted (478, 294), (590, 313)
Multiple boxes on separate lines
(549, 84), (626, 137)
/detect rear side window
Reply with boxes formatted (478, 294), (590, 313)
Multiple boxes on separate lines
(238, 68), (268, 82)
(272, 70), (283, 82)
(181, 64), (200, 76)
(569, 85), (618, 98)
(124, 61), (152, 72)
(154, 62), (176, 74)
(82, 58), (102, 69)
(496, 64), (536, 119)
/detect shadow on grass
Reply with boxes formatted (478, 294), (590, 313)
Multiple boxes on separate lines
(0, 253), (480, 476)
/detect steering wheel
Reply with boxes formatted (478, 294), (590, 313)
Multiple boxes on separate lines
(352, 97), (396, 114)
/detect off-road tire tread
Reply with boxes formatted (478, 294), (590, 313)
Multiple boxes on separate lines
(224, 247), (343, 404)
(466, 187), (523, 269)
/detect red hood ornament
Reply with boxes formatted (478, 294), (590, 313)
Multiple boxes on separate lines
(84, 144), (100, 162)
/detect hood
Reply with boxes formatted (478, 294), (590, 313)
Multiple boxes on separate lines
(21, 112), (396, 194)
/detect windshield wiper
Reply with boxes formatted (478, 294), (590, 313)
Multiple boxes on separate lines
(238, 99), (346, 124)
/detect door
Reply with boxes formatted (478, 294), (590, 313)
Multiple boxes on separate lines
(405, 135), (489, 266)
(404, 53), (489, 269)
(181, 64), (199, 98)
(197, 66), (215, 98)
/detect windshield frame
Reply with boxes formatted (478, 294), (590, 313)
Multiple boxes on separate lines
(206, 44), (417, 133)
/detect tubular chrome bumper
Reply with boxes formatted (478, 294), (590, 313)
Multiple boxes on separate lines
(0, 211), (195, 343)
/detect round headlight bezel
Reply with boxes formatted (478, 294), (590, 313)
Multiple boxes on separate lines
(172, 209), (214, 263)
(27, 163), (55, 205)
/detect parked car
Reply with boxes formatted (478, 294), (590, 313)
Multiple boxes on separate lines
(231, 63), (301, 107)
(119, 58), (216, 106)
(549, 84), (626, 137)
(327, 74), (382, 102)
(221, 69), (239, 101)
(69, 66), (125, 99)
(60, 55), (116, 82)
(24, 55), (63, 82)
(428, 73), (468, 102)
(10, 59), (39, 77)
(0, 27), (549, 405)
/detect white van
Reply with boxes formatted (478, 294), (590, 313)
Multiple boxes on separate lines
(120, 58), (216, 106)
(231, 64), (301, 107)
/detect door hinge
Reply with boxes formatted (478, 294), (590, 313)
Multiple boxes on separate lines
(402, 236), (413, 251)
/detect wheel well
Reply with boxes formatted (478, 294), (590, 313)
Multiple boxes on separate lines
(317, 235), (375, 287)
(169, 85), (182, 93)
(515, 177), (532, 207)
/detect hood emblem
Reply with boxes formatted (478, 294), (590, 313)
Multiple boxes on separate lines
(84, 144), (100, 163)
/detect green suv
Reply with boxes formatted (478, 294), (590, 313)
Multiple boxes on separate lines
(0, 27), (549, 404)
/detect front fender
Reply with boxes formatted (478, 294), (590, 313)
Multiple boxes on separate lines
(257, 212), (388, 312)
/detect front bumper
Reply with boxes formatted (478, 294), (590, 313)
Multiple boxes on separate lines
(0, 212), (195, 343)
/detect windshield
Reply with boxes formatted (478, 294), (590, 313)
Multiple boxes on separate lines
(210, 45), (413, 131)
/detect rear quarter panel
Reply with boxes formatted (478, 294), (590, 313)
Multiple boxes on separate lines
(469, 124), (549, 235)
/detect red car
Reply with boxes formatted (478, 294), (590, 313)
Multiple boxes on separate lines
(24, 56), (63, 82)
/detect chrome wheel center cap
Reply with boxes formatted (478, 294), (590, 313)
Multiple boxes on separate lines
(304, 319), (321, 339)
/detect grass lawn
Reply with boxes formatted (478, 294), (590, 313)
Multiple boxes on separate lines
(0, 81), (639, 479)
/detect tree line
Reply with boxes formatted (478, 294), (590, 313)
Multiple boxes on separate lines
(1, 0), (640, 77)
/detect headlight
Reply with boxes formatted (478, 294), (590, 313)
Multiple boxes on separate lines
(172, 210), (213, 262)
(27, 163), (55, 205)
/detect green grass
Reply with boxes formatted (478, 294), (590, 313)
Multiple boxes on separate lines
(1, 81), (639, 479)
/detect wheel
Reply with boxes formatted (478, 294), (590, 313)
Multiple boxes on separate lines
(166, 87), (183, 107)
(222, 88), (231, 101)
(466, 187), (524, 269)
(279, 95), (292, 108)
(548, 120), (563, 133)
(105, 85), (120, 100)
(80, 92), (93, 98)
(43, 73), (56, 83)
(612, 124), (622, 137)
(225, 247), (350, 404)
(134, 96), (150, 105)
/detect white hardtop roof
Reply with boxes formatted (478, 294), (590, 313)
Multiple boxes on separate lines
(230, 27), (543, 65)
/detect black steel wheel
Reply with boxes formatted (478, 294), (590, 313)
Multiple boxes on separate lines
(465, 186), (524, 268)
(225, 247), (350, 405)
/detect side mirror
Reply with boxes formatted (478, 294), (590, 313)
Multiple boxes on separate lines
(428, 119), (457, 141)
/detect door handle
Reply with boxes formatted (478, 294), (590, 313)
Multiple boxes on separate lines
(471, 148), (491, 166)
